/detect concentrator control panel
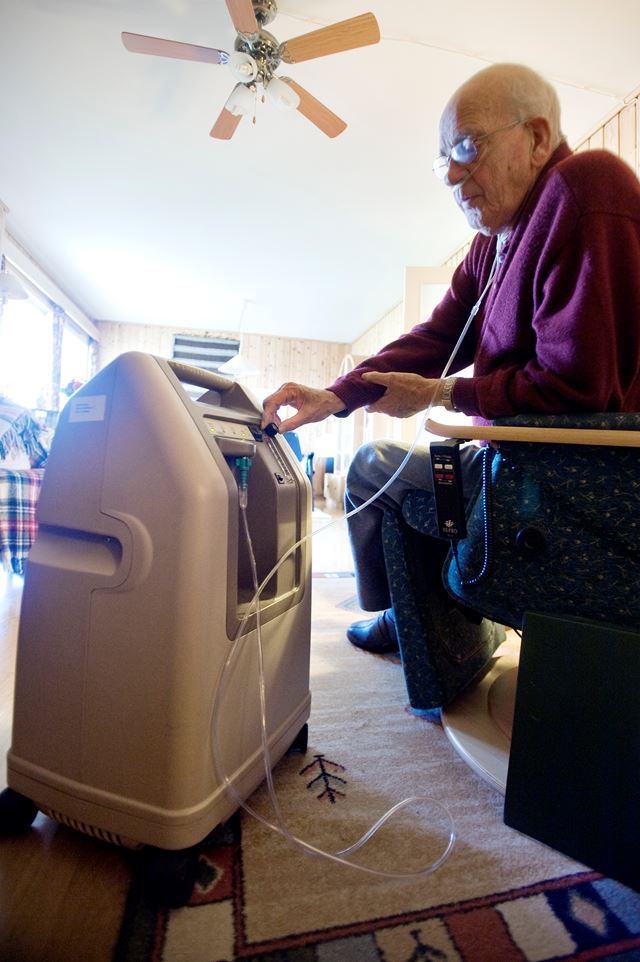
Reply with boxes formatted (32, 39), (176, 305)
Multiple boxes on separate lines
(204, 417), (255, 443)
(204, 415), (295, 485)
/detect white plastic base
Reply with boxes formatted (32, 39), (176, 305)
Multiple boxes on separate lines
(441, 636), (521, 794)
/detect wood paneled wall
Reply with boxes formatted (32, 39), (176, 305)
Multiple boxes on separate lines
(96, 320), (347, 450)
(350, 301), (404, 360)
(97, 321), (346, 392)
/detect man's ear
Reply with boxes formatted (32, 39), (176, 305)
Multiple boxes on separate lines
(527, 116), (553, 168)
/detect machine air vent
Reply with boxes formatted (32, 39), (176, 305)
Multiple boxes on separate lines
(40, 807), (144, 849)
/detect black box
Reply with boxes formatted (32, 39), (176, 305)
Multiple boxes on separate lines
(504, 611), (640, 891)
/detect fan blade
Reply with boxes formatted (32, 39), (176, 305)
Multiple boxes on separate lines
(210, 108), (243, 140)
(225, 0), (259, 35)
(280, 12), (380, 64)
(282, 79), (347, 138)
(122, 32), (226, 64)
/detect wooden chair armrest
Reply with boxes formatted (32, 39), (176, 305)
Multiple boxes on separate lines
(425, 417), (640, 448)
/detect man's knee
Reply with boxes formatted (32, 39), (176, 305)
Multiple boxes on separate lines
(346, 440), (408, 501)
(347, 441), (387, 481)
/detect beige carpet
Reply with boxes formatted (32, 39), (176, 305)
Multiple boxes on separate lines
(114, 575), (640, 961)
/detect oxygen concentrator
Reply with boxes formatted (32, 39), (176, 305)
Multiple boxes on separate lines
(4, 352), (312, 858)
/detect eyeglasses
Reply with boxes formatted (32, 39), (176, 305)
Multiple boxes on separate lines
(432, 120), (523, 180)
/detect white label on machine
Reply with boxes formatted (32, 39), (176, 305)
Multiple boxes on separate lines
(69, 395), (107, 422)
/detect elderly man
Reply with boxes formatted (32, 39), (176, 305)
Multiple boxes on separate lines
(261, 62), (640, 654)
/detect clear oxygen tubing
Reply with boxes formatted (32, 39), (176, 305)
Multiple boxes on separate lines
(210, 250), (500, 878)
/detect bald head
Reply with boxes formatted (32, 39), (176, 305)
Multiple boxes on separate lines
(444, 63), (563, 150)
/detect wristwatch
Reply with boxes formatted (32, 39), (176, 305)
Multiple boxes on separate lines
(440, 377), (458, 411)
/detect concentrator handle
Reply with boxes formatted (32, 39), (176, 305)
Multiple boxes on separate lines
(167, 359), (235, 393)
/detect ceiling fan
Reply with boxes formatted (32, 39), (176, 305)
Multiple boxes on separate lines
(122, 0), (381, 140)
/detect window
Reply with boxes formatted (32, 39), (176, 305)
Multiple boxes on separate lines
(0, 296), (92, 415)
(0, 298), (54, 408)
(59, 320), (91, 408)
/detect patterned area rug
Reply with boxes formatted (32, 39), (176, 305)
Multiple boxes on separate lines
(113, 577), (640, 961)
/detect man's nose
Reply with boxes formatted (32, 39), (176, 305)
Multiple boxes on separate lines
(444, 159), (470, 189)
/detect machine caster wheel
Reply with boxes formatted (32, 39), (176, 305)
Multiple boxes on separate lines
(140, 847), (200, 908)
(288, 723), (308, 754)
(0, 787), (39, 835)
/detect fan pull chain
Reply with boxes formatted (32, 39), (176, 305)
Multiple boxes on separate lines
(252, 85), (261, 125)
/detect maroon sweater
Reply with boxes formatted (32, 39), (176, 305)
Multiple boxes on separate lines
(328, 143), (640, 419)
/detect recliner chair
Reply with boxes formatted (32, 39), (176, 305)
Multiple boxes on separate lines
(380, 411), (640, 715)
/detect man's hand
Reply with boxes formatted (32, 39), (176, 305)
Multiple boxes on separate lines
(261, 382), (345, 434)
(361, 372), (444, 418)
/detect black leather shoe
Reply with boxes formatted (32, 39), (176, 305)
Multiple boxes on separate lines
(346, 609), (399, 654)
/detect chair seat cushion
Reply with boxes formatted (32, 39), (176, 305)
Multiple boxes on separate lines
(443, 412), (640, 629)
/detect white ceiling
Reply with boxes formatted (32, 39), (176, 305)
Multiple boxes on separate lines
(1, 0), (639, 343)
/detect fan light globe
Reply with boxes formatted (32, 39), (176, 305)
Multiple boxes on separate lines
(228, 51), (258, 83)
(266, 76), (300, 111)
(225, 83), (255, 117)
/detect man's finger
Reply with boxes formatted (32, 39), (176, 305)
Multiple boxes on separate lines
(361, 371), (391, 385)
(274, 414), (305, 434)
(261, 385), (302, 427)
(261, 412), (280, 430)
(260, 405), (281, 428)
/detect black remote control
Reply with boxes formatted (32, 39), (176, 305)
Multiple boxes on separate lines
(430, 439), (467, 540)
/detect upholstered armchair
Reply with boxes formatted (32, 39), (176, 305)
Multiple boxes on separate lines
(381, 412), (640, 715)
